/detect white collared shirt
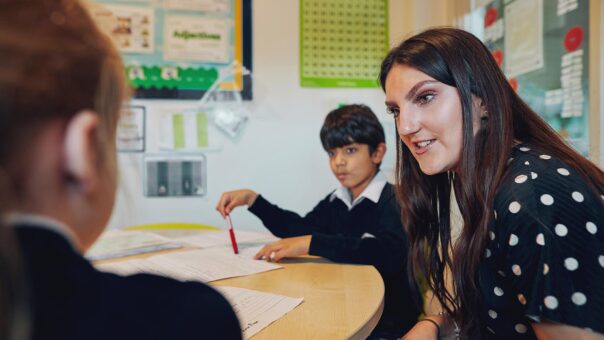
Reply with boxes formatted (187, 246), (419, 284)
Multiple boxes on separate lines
(5, 212), (79, 250)
(329, 171), (387, 211)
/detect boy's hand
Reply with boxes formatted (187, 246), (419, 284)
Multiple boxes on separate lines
(254, 236), (311, 262)
(216, 189), (259, 218)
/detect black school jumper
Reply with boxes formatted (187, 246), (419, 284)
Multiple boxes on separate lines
(249, 183), (420, 337)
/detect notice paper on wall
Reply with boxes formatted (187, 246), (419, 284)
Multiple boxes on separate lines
(504, 0), (544, 78)
(96, 247), (282, 282)
(215, 286), (304, 339)
(159, 109), (216, 150)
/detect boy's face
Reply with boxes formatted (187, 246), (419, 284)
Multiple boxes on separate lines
(327, 143), (385, 199)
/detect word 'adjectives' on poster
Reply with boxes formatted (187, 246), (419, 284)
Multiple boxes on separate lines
(163, 15), (231, 63)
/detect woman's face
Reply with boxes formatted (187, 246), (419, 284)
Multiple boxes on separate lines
(384, 64), (480, 175)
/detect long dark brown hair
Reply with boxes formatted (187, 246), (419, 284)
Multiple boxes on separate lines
(379, 27), (604, 336)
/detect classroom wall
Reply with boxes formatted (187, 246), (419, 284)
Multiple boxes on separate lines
(108, 0), (420, 231)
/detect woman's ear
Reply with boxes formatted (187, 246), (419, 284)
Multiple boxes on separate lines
(371, 143), (387, 164)
(62, 110), (101, 193)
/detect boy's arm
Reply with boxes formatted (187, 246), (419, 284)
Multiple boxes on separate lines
(248, 194), (331, 238)
(309, 194), (407, 274)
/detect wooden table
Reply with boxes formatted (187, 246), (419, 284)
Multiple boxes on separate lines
(96, 229), (384, 339)
(213, 256), (384, 339)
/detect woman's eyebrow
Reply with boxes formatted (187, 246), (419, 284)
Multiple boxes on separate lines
(405, 80), (439, 101)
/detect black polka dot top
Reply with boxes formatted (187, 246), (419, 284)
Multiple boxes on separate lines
(478, 143), (604, 338)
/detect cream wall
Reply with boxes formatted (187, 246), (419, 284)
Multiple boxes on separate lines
(108, 1), (421, 231)
(108, 0), (601, 232)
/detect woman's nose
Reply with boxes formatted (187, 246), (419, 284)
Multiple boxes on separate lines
(397, 108), (420, 136)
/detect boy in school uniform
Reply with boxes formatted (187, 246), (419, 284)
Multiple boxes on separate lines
(0, 1), (241, 339)
(216, 104), (420, 338)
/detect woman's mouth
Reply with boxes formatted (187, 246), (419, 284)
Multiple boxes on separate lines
(413, 139), (436, 155)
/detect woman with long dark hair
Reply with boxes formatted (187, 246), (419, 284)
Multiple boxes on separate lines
(380, 27), (604, 339)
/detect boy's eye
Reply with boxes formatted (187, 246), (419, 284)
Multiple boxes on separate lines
(327, 150), (335, 157)
(386, 106), (399, 118)
(415, 92), (435, 105)
(345, 146), (357, 154)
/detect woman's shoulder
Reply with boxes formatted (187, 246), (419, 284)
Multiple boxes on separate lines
(495, 144), (596, 205)
(493, 143), (602, 234)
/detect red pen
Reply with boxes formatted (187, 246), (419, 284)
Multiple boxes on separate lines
(226, 215), (239, 254)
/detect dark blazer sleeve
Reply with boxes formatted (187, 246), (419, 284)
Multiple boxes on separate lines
(309, 187), (408, 274)
(247, 194), (332, 238)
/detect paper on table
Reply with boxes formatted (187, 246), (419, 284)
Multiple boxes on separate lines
(173, 229), (278, 248)
(96, 247), (281, 282)
(215, 286), (304, 339)
(85, 230), (182, 261)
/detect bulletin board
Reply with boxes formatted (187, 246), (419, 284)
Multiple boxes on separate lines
(88, 0), (252, 100)
(480, 0), (588, 154)
(299, 0), (389, 88)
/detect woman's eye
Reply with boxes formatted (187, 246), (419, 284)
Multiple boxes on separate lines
(416, 93), (435, 105)
(386, 106), (399, 117)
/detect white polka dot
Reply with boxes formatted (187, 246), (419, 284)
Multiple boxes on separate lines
(498, 270), (506, 277)
(564, 257), (579, 271)
(540, 154), (552, 160)
(509, 201), (521, 213)
(601, 195), (604, 201)
(572, 191), (584, 202)
(520, 147), (531, 152)
(515, 323), (528, 333)
(586, 222), (597, 234)
(544, 296), (559, 310)
(507, 157), (514, 165)
(572, 292), (587, 306)
(543, 263), (549, 275)
(509, 234), (519, 246)
(536, 233), (545, 246)
(487, 327), (495, 334)
(489, 231), (496, 240)
(557, 168), (570, 176)
(599, 255), (604, 267)
(524, 161), (530, 165)
(485, 248), (491, 258)
(494, 286), (504, 296)
(531, 172), (538, 179)
(540, 194), (554, 206)
(494, 210), (498, 220)
(488, 309), (498, 319)
(555, 224), (568, 237)
(515, 175), (528, 184)
(518, 294), (527, 305)
(512, 264), (522, 275)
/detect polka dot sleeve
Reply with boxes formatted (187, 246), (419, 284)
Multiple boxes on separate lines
(487, 146), (604, 335)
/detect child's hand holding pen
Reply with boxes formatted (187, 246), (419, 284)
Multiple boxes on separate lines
(216, 189), (259, 218)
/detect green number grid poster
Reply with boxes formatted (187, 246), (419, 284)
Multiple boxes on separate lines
(300, 0), (388, 88)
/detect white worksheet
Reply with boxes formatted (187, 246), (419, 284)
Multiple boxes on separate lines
(216, 286), (304, 339)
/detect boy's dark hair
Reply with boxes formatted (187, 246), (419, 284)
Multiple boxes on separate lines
(320, 104), (385, 155)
